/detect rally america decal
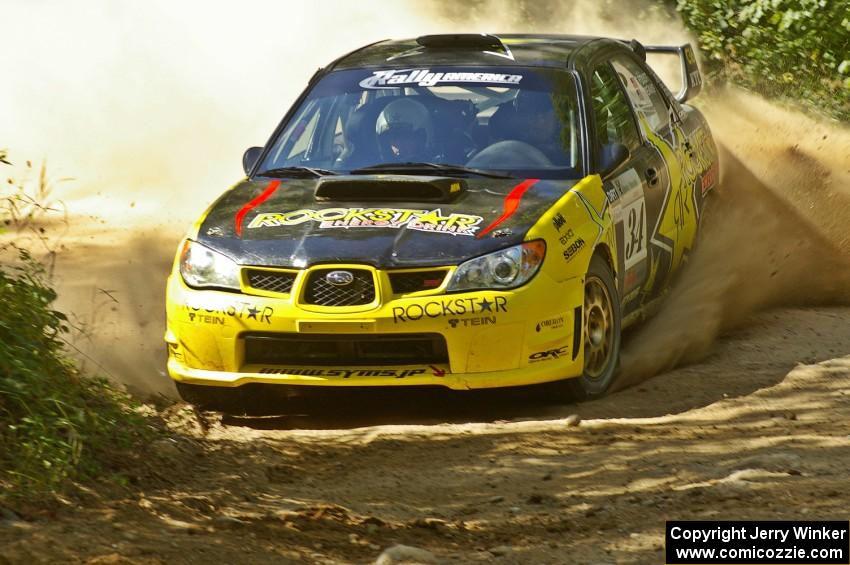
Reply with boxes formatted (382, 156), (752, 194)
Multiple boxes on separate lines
(248, 208), (484, 236)
(359, 69), (523, 89)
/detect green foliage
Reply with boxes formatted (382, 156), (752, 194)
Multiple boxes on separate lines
(674, 0), (850, 120)
(0, 250), (152, 501)
(1, 153), (153, 504)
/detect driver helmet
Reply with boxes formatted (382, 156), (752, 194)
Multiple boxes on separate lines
(375, 98), (432, 161)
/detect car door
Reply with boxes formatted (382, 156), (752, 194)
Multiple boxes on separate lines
(609, 54), (699, 295)
(589, 60), (669, 317)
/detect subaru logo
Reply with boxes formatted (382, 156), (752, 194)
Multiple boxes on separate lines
(325, 270), (354, 286)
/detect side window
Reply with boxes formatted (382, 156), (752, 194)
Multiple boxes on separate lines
(590, 64), (641, 153)
(610, 56), (671, 134)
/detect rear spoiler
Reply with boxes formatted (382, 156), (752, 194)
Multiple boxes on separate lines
(633, 41), (702, 103)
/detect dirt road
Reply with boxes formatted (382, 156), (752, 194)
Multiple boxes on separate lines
(3, 306), (850, 564)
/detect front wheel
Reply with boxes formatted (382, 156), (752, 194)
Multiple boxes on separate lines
(565, 254), (621, 400)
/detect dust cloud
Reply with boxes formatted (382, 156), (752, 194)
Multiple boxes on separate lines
(2, 1), (848, 396)
(0, 1), (452, 218)
(0, 0), (688, 218)
(618, 90), (850, 387)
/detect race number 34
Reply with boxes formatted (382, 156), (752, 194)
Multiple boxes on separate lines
(623, 197), (647, 270)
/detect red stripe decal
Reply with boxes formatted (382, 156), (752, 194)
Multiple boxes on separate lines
(234, 180), (281, 237)
(476, 178), (540, 239)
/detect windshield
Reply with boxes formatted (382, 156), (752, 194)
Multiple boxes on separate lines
(258, 66), (583, 179)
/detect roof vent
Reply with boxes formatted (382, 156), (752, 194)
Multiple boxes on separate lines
(415, 33), (504, 50)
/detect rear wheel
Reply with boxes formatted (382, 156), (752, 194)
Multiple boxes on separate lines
(565, 254), (621, 400)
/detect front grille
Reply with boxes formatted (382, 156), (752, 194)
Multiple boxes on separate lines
(389, 270), (447, 294)
(303, 268), (375, 306)
(243, 333), (448, 366)
(245, 269), (297, 294)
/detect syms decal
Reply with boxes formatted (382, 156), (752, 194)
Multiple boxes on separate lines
(257, 367), (428, 379)
(393, 296), (507, 323)
(248, 208), (483, 237)
(359, 69), (523, 89)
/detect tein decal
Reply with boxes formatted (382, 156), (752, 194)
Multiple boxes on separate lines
(448, 316), (496, 328)
(359, 69), (523, 89)
(248, 208), (483, 236)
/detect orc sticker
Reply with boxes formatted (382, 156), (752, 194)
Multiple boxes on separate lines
(528, 345), (569, 363)
(359, 69), (523, 89)
(248, 208), (483, 236)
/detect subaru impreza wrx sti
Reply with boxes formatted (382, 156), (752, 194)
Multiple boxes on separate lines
(165, 33), (719, 408)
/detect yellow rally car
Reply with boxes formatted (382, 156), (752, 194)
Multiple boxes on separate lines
(165, 34), (718, 409)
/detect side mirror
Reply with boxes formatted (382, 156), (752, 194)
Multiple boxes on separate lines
(599, 143), (630, 178)
(242, 146), (263, 176)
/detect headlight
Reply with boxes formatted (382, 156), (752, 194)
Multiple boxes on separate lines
(447, 240), (545, 292)
(179, 240), (240, 290)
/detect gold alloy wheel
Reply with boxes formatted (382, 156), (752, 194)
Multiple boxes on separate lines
(583, 274), (614, 379)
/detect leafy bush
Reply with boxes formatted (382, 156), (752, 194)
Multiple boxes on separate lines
(1, 153), (153, 504)
(0, 250), (152, 502)
(674, 0), (850, 120)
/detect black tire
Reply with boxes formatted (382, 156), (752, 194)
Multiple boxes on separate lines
(565, 253), (622, 400)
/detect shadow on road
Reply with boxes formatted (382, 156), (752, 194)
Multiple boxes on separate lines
(218, 381), (578, 430)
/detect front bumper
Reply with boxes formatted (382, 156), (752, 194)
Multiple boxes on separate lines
(165, 264), (585, 390)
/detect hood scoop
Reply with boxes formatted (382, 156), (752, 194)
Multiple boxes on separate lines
(315, 175), (465, 203)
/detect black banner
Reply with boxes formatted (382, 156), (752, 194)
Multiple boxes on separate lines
(666, 521), (849, 564)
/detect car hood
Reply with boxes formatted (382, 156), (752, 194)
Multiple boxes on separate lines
(196, 175), (578, 268)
